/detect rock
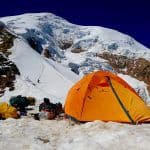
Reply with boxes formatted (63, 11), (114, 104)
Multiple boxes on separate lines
(0, 29), (20, 96)
(43, 48), (52, 58)
(0, 21), (6, 31)
(58, 40), (73, 50)
(71, 48), (86, 53)
(98, 52), (150, 95)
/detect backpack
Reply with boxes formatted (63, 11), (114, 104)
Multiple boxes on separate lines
(9, 95), (29, 108)
(0, 102), (18, 119)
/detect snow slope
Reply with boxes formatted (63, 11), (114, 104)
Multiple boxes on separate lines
(0, 38), (78, 103)
(119, 74), (150, 102)
(1, 13), (150, 60)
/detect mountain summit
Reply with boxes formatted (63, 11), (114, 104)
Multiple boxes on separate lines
(0, 13), (149, 102)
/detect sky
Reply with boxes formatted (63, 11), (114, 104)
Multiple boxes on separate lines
(0, 0), (150, 48)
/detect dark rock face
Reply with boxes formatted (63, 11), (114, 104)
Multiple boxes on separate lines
(0, 21), (6, 31)
(0, 29), (20, 96)
(0, 29), (15, 56)
(71, 48), (86, 53)
(98, 52), (150, 94)
(68, 63), (80, 74)
(0, 53), (20, 96)
(58, 40), (73, 50)
(26, 36), (43, 53)
(43, 48), (51, 58)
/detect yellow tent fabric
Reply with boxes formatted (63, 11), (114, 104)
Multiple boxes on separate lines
(64, 71), (150, 124)
(0, 102), (18, 119)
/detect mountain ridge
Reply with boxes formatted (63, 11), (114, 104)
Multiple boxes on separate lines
(0, 12), (149, 102)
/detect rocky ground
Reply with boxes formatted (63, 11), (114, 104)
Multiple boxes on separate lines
(98, 52), (150, 94)
(0, 29), (20, 96)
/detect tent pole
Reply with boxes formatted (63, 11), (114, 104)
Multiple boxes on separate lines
(106, 76), (136, 125)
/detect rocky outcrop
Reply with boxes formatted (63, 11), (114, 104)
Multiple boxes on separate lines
(71, 48), (86, 53)
(0, 21), (6, 31)
(58, 40), (73, 50)
(0, 29), (15, 55)
(0, 28), (20, 96)
(98, 52), (150, 94)
(43, 48), (52, 58)
(0, 53), (20, 96)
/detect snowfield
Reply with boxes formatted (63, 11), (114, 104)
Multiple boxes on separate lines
(118, 74), (150, 103)
(1, 38), (78, 103)
(0, 118), (150, 150)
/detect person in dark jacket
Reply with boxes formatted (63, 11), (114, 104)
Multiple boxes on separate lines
(38, 98), (64, 120)
(39, 98), (56, 112)
(39, 98), (57, 119)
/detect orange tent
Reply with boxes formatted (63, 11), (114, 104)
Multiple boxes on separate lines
(64, 71), (150, 124)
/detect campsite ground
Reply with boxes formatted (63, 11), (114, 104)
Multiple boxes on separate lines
(0, 118), (150, 150)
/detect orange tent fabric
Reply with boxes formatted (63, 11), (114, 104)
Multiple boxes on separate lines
(64, 71), (150, 124)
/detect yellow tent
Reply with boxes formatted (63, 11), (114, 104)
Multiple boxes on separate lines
(64, 71), (150, 124)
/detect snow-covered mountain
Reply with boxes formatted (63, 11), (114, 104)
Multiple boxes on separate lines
(1, 13), (150, 58)
(0, 12), (149, 102)
(0, 27), (78, 103)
